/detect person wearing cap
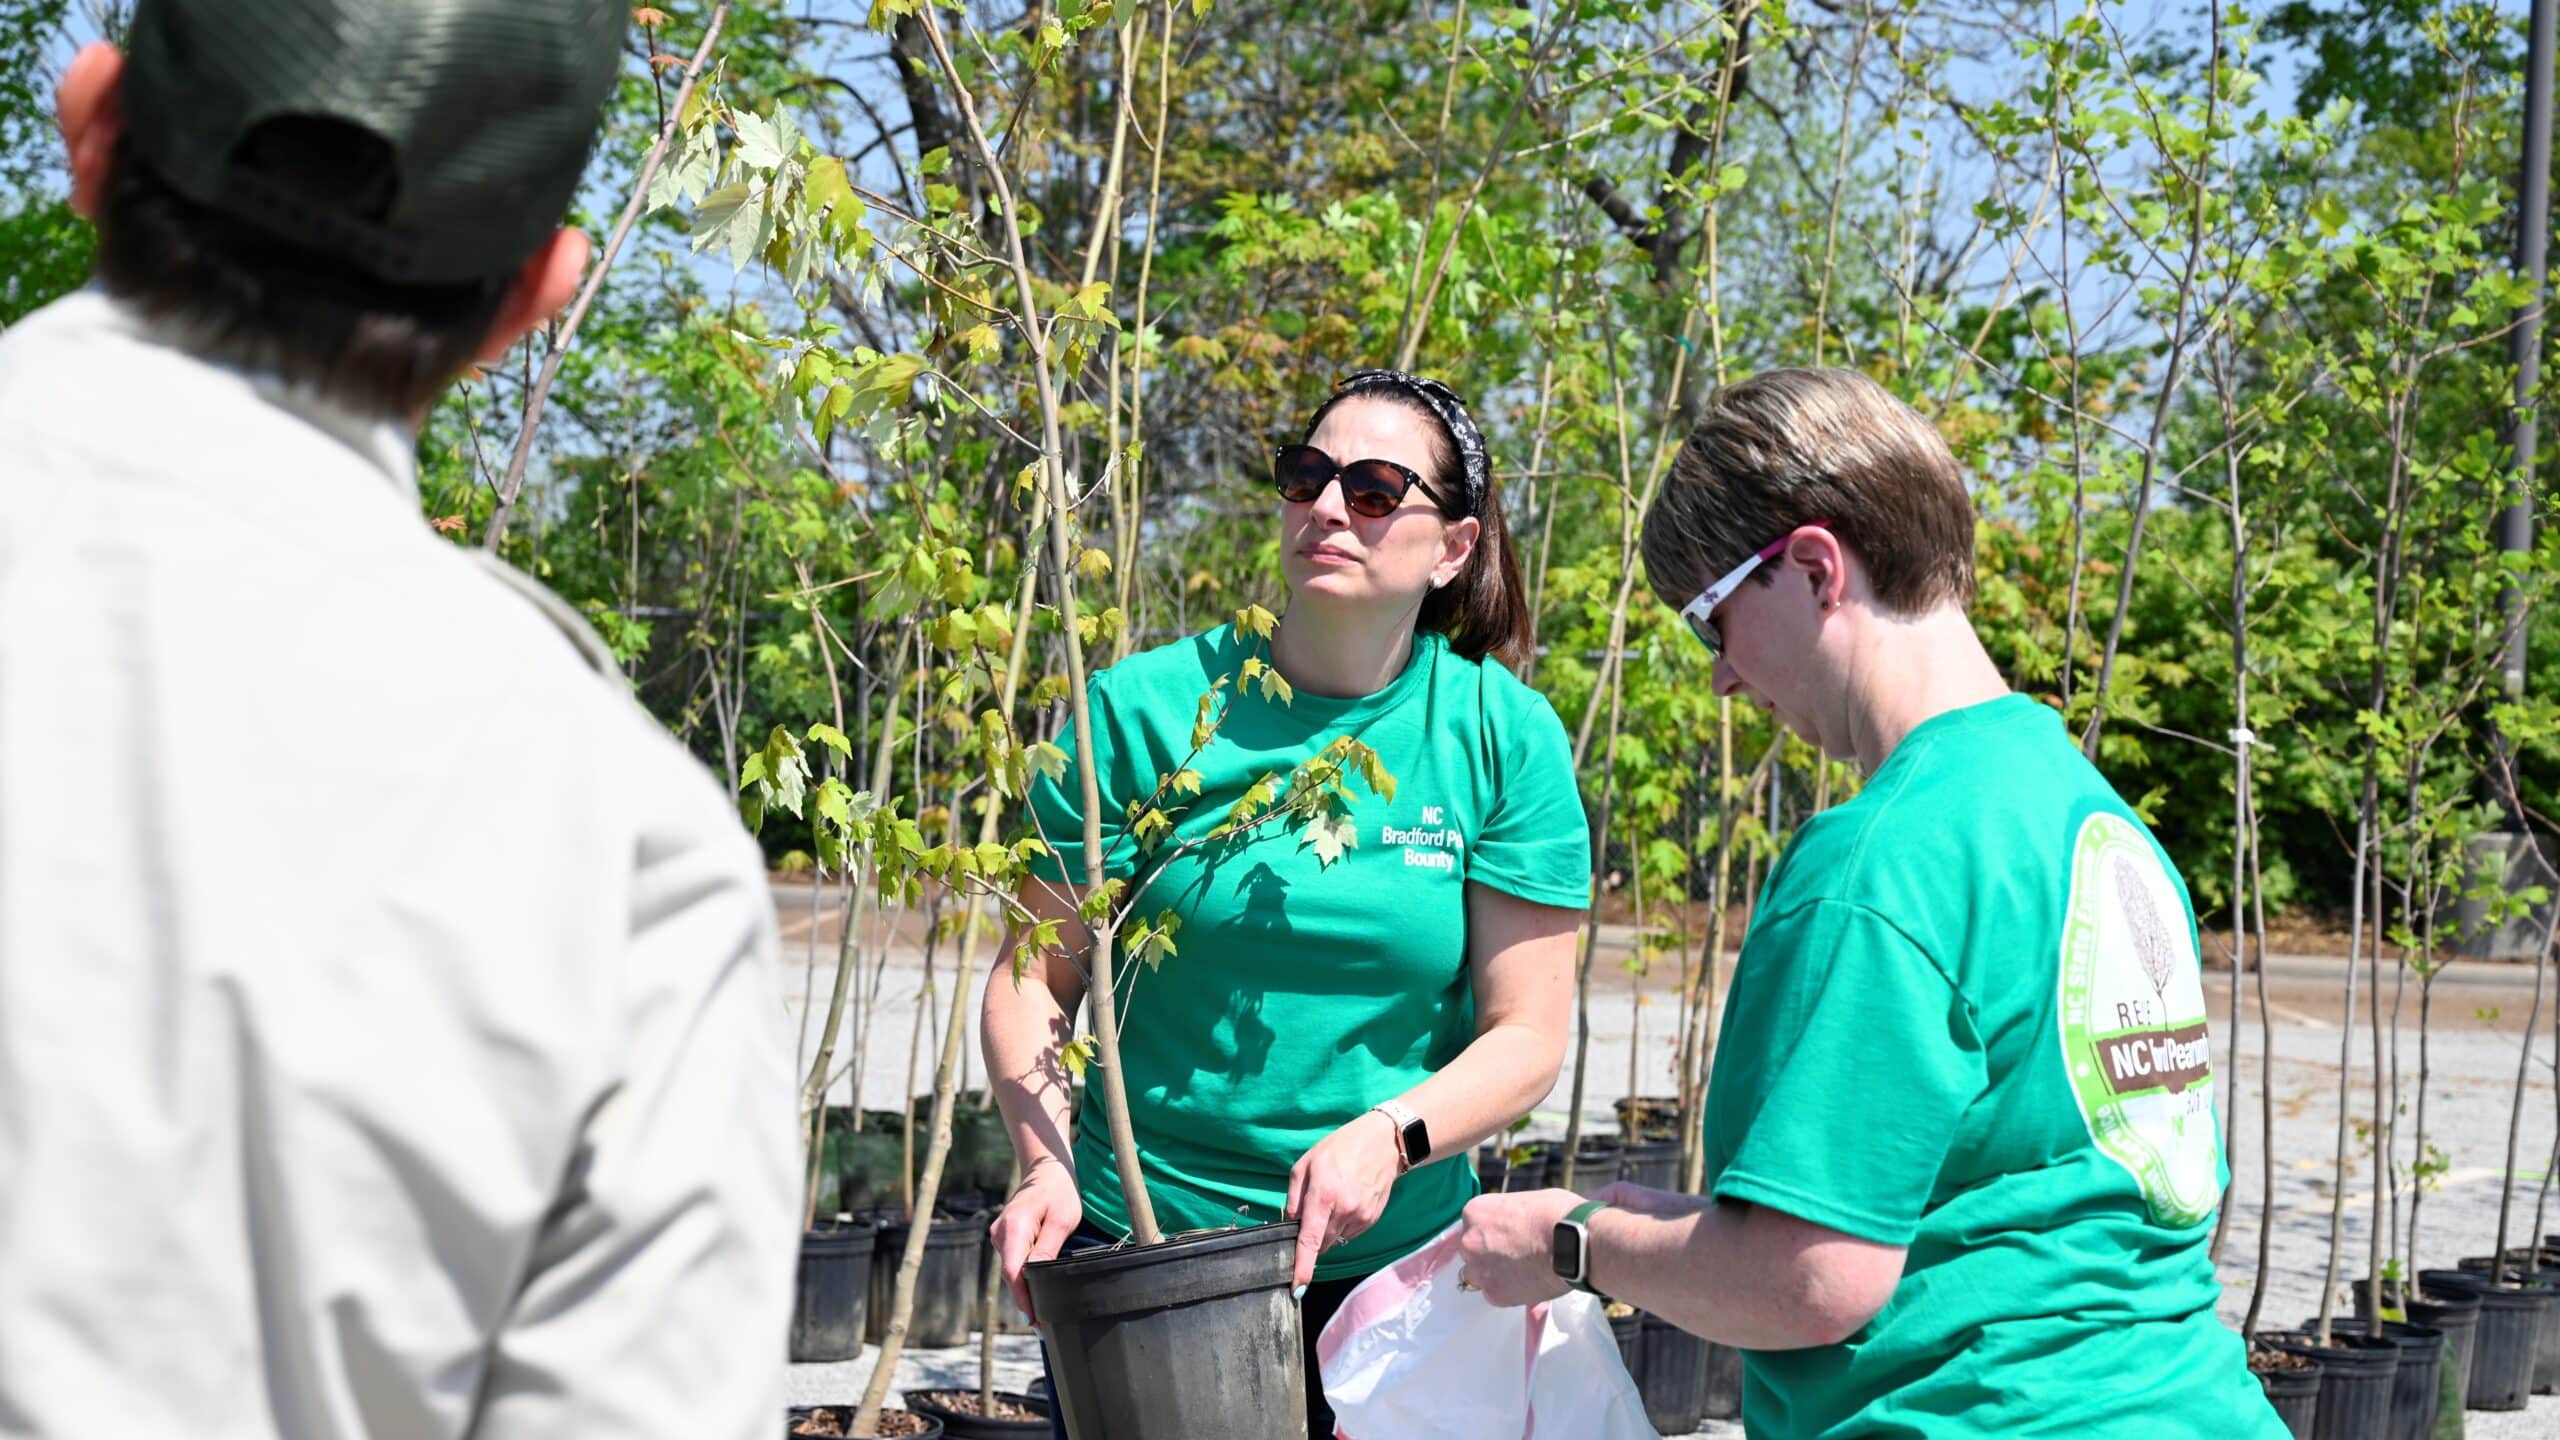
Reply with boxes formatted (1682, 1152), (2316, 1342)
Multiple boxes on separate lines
(1451, 369), (2286, 1437)
(981, 371), (1590, 1440)
(0, 5), (795, 1438)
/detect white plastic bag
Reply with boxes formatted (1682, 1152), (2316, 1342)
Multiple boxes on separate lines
(1317, 1220), (1660, 1440)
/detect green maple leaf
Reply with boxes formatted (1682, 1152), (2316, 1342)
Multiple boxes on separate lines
(1305, 809), (1359, 867)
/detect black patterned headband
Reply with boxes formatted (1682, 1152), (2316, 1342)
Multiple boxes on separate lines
(1330, 368), (1490, 519)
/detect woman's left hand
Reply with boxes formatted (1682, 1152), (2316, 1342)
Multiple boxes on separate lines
(1285, 1110), (1405, 1290)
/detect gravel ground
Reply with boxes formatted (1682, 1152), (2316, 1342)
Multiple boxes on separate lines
(780, 889), (2560, 1436)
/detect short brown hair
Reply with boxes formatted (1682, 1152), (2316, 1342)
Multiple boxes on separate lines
(1301, 388), (1535, 666)
(1640, 367), (1976, 615)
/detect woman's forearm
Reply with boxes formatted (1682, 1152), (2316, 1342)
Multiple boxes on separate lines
(1583, 1200), (1903, 1350)
(1394, 1019), (1563, 1168)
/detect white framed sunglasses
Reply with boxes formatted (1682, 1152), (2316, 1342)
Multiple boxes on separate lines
(1677, 518), (1832, 656)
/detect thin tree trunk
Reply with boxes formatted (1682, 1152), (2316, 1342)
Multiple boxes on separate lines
(1560, 655), (1625, 1191)
(855, 489), (1045, 1436)
(488, 5), (729, 550)
(2243, 754), (2277, 1338)
(913, 2), (1160, 1247)
(2080, 5), (2221, 758)
(2491, 890), (2557, 1268)
(2315, 791), (2373, 1346)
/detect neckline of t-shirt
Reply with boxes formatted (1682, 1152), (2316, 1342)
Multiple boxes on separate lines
(1876, 691), (2042, 770)
(1233, 622), (1444, 724)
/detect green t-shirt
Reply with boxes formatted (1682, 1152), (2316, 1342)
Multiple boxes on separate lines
(1027, 624), (1589, 1279)
(1703, 694), (2283, 1439)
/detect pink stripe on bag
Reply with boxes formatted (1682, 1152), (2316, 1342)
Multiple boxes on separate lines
(1521, 1301), (1549, 1438)
(1314, 1226), (1466, 1369)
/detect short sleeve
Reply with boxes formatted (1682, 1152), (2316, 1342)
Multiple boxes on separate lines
(1706, 900), (1985, 1246)
(1467, 691), (1592, 908)
(1025, 678), (1138, 886)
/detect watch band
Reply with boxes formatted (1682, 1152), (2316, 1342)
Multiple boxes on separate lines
(1555, 1199), (1611, 1295)
(1371, 1100), (1427, 1173)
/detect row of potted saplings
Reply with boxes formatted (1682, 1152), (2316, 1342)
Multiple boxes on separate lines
(789, 1100), (1043, 1439)
(786, 1097), (1728, 1439)
(2248, 1242), (2560, 1440)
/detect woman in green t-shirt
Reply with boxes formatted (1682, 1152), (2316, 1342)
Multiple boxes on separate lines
(1454, 367), (2286, 1439)
(982, 370), (1592, 1440)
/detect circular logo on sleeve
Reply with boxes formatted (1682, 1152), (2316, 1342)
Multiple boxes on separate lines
(2056, 812), (2221, 1227)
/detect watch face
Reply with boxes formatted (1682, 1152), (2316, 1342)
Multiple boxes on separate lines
(1550, 1222), (1581, 1282)
(1401, 1117), (1430, 1164)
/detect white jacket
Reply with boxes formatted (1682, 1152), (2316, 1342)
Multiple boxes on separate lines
(0, 290), (797, 1439)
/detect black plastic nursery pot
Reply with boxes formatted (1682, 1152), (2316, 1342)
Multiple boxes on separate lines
(1636, 1312), (1708, 1436)
(2300, 1317), (2439, 1440)
(1562, 1138), (1623, 1197)
(2262, 1330), (2394, 1440)
(867, 1212), (991, 1348)
(2422, 1268), (2553, 1410)
(1025, 1220), (1305, 1440)
(1474, 1141), (1511, 1194)
(793, 1222), (878, 1363)
(901, 1388), (1051, 1438)
(1618, 1139), (1681, 1192)
(2250, 1347), (2322, 1440)
(1612, 1094), (1682, 1143)
(2352, 1277), (2482, 1395)
(1701, 1339), (1744, 1421)
(2455, 1257), (2560, 1394)
(787, 1405), (945, 1438)
(1607, 1306), (1645, 1381)
(1502, 1140), (1554, 1192)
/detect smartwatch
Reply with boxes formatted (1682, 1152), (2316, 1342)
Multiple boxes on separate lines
(1371, 1100), (1430, 1173)
(1551, 1199), (1610, 1296)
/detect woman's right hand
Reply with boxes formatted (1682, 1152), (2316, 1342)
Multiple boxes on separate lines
(991, 1159), (1084, 1324)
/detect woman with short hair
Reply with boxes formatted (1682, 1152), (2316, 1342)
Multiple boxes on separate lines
(1457, 367), (2285, 1438)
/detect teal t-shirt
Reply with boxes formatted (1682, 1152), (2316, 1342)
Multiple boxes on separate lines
(1703, 694), (2284, 1439)
(1027, 624), (1590, 1279)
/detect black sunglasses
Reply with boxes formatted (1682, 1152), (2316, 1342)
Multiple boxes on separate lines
(1271, 443), (1457, 519)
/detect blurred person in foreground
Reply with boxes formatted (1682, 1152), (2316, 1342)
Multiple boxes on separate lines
(1452, 368), (2284, 1438)
(0, 3), (796, 1436)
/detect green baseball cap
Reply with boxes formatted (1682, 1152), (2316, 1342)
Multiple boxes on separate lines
(120, 0), (629, 286)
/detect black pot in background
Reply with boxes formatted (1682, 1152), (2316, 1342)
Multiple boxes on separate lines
(1636, 1312), (1707, 1435)
(1504, 1140), (1556, 1192)
(902, 1388), (1050, 1438)
(868, 1211), (991, 1348)
(2419, 1268), (2551, 1410)
(1562, 1138), (1622, 1197)
(1612, 1094), (1682, 1143)
(787, 1405), (945, 1439)
(1701, 1340), (1744, 1421)
(1607, 1306), (1644, 1383)
(2301, 1317), (2440, 1440)
(792, 1222), (877, 1363)
(1619, 1139), (1681, 1192)
(2351, 1278), (2483, 1401)
(2457, 1246), (2560, 1273)
(2251, 1348), (2322, 1440)
(1026, 1220), (1306, 1440)
(2454, 1257), (2560, 1394)
(2261, 1330), (2395, 1440)
(1474, 1142), (1509, 1194)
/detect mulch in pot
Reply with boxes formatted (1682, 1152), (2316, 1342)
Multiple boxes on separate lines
(788, 1405), (941, 1437)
